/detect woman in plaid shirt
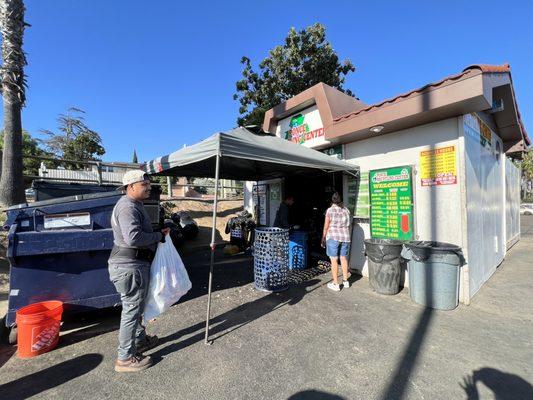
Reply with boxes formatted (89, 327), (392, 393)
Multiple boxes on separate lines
(321, 192), (351, 291)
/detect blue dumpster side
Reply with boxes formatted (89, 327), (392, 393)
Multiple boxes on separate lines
(3, 192), (125, 327)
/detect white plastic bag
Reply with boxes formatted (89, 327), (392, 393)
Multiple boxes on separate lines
(143, 239), (192, 321)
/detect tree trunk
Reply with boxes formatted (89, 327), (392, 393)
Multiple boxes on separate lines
(0, 0), (27, 207)
(0, 100), (25, 206)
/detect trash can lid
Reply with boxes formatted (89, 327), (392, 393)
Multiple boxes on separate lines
(403, 241), (465, 265)
(405, 241), (461, 251)
(364, 238), (403, 246)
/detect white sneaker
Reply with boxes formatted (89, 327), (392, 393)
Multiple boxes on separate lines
(327, 282), (341, 291)
(343, 280), (350, 289)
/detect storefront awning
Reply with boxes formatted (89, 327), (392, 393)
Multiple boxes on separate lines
(144, 127), (359, 180)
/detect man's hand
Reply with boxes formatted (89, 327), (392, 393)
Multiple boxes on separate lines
(161, 228), (171, 235)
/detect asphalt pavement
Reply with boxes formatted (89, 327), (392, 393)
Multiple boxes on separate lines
(0, 217), (532, 399)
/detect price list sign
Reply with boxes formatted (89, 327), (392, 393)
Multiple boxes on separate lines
(369, 166), (414, 240)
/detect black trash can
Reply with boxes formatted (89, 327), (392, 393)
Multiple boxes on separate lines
(364, 239), (404, 295)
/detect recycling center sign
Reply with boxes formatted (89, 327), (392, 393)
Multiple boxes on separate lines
(369, 166), (414, 241)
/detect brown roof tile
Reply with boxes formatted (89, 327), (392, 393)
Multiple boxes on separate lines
(333, 67), (479, 122)
(463, 63), (511, 73)
(332, 64), (529, 147)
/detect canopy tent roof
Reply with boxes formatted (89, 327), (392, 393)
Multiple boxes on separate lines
(144, 127), (358, 180)
(144, 126), (358, 345)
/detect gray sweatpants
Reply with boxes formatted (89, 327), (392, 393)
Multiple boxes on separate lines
(109, 264), (150, 360)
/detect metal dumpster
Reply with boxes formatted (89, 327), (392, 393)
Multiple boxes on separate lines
(2, 189), (160, 338)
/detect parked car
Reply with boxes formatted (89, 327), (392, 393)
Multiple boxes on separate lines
(520, 204), (533, 215)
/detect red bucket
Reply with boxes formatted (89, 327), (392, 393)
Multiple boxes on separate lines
(15, 300), (63, 358)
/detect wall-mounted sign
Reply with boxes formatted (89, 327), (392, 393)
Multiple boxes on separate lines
(252, 185), (267, 226)
(44, 213), (91, 230)
(270, 182), (281, 201)
(369, 166), (414, 240)
(420, 146), (457, 186)
(464, 113), (492, 149)
(348, 172), (369, 218)
(321, 145), (343, 160)
(275, 105), (329, 148)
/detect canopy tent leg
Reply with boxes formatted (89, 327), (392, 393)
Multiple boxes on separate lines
(205, 153), (220, 345)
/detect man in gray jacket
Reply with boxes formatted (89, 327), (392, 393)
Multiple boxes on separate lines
(108, 170), (169, 372)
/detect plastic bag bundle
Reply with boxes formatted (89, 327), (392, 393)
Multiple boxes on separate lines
(364, 239), (403, 263)
(144, 239), (192, 321)
(401, 241), (465, 265)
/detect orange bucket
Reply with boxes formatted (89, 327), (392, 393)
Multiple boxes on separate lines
(15, 300), (63, 358)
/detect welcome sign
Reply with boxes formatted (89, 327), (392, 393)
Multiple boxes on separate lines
(369, 166), (414, 241)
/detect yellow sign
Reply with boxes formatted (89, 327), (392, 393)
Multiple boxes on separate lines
(420, 146), (457, 186)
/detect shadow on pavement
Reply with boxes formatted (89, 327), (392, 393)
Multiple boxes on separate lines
(379, 307), (433, 399)
(460, 367), (533, 399)
(0, 353), (103, 400)
(151, 278), (322, 363)
(287, 390), (346, 399)
(56, 308), (120, 350)
(0, 343), (16, 369)
(179, 249), (254, 305)
(379, 144), (438, 400)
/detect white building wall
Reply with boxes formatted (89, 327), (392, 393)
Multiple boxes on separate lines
(461, 114), (506, 299)
(344, 118), (466, 299)
(245, 113), (512, 304)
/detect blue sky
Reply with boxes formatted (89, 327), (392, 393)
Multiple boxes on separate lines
(3, 0), (532, 162)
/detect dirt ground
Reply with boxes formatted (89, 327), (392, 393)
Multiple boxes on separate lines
(162, 199), (244, 252)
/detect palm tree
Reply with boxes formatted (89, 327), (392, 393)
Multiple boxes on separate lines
(0, 0), (27, 207)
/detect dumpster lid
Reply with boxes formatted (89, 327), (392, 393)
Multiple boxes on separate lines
(3, 190), (124, 211)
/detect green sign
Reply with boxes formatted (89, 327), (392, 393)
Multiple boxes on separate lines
(348, 172), (369, 218)
(369, 166), (414, 240)
(320, 145), (343, 160)
(270, 182), (280, 201)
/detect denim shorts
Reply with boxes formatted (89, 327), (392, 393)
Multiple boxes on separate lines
(326, 239), (350, 258)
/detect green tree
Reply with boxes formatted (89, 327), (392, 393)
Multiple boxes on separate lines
(0, 129), (48, 176)
(512, 151), (533, 199)
(0, 0), (28, 206)
(234, 23), (356, 127)
(521, 151), (533, 180)
(520, 151), (533, 200)
(41, 107), (105, 169)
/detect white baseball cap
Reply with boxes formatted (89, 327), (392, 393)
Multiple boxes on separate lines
(122, 170), (150, 186)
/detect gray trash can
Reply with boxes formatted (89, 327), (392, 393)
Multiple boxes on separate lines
(364, 239), (404, 295)
(402, 241), (465, 310)
(253, 227), (289, 292)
